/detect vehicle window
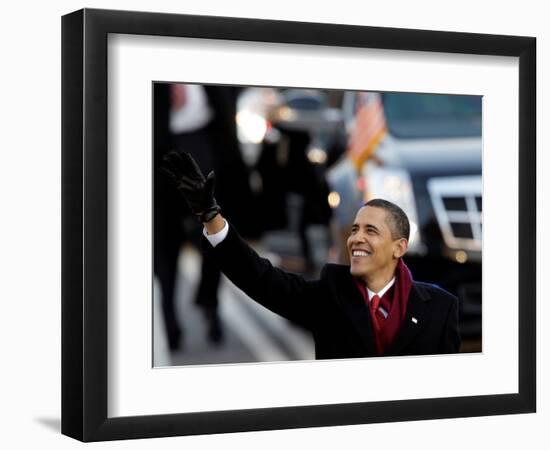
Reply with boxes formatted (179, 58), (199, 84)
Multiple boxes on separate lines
(286, 97), (324, 110)
(382, 93), (482, 138)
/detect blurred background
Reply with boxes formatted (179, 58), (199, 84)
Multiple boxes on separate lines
(153, 83), (482, 367)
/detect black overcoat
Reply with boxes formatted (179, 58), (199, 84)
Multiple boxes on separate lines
(203, 224), (461, 359)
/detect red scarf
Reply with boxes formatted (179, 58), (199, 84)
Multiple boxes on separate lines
(354, 259), (413, 355)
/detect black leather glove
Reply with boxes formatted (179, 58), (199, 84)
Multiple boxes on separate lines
(160, 151), (221, 223)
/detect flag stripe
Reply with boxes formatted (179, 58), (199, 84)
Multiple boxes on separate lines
(347, 94), (386, 169)
(349, 113), (386, 154)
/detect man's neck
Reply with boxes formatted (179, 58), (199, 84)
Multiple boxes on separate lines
(364, 266), (398, 293)
(367, 277), (395, 298)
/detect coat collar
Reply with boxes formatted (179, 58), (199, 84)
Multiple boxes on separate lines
(386, 282), (432, 355)
(322, 265), (432, 357)
(323, 265), (378, 355)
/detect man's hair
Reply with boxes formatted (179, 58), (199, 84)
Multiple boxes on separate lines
(364, 198), (410, 241)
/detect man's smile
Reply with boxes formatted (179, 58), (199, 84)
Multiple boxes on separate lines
(351, 249), (372, 257)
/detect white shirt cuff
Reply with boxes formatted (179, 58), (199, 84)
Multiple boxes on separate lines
(203, 220), (229, 247)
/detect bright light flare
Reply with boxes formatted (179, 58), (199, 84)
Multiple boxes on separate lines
(236, 111), (268, 144)
(328, 192), (341, 208)
(455, 250), (468, 264)
(307, 147), (327, 164)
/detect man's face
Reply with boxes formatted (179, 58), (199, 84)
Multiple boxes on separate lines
(347, 206), (407, 282)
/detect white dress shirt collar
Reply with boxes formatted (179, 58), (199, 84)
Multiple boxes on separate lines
(367, 277), (396, 301)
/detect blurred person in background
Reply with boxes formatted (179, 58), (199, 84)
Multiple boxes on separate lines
(253, 89), (337, 275)
(154, 83), (256, 350)
(161, 152), (460, 359)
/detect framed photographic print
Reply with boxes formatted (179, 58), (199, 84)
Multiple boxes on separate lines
(61, 8), (536, 442)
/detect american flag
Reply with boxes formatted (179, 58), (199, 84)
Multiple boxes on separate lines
(347, 92), (387, 170)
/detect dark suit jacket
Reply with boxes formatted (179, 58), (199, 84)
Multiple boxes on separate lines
(204, 223), (461, 359)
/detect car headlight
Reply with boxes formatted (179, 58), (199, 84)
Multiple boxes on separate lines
(362, 162), (423, 252)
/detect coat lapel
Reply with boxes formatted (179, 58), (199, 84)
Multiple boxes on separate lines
(387, 282), (431, 356)
(328, 267), (378, 355)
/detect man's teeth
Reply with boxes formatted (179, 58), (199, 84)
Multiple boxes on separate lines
(353, 250), (369, 257)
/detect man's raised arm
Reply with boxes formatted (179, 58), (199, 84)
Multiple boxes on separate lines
(160, 151), (318, 328)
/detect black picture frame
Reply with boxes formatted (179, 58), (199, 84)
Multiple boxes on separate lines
(61, 8), (536, 442)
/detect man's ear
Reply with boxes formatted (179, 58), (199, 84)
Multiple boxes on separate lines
(393, 238), (408, 259)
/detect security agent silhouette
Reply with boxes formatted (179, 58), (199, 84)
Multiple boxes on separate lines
(161, 152), (460, 359)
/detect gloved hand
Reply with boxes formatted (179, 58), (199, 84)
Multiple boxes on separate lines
(160, 151), (221, 223)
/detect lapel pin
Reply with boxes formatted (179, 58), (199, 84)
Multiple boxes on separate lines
(411, 317), (418, 324)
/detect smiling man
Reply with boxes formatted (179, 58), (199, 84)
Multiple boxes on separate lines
(161, 152), (460, 358)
